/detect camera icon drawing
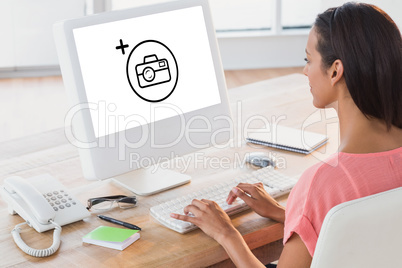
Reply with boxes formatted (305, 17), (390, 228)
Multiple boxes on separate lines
(136, 54), (171, 88)
(126, 40), (178, 103)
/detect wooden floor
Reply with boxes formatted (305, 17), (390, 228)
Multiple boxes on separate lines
(0, 67), (303, 143)
(224, 67), (304, 89)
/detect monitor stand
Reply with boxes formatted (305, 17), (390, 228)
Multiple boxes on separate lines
(112, 167), (191, 196)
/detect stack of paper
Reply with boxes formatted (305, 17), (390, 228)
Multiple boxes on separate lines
(83, 226), (140, 250)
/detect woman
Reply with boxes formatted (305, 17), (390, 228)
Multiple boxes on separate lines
(171, 2), (402, 267)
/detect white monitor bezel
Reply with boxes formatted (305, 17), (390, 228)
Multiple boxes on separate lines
(54, 0), (231, 181)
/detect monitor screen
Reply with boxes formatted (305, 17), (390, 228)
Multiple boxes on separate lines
(73, 6), (222, 138)
(54, 0), (231, 195)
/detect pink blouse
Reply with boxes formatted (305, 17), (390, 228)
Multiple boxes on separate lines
(283, 147), (402, 256)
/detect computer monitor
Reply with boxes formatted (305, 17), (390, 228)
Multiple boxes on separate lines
(53, 0), (231, 195)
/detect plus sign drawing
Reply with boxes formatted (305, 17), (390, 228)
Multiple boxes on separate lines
(115, 39), (129, 55)
(116, 39), (178, 103)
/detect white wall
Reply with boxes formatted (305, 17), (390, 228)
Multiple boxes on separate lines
(0, 0), (85, 78)
(218, 31), (308, 70)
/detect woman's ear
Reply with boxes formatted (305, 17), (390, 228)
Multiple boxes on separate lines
(330, 59), (344, 86)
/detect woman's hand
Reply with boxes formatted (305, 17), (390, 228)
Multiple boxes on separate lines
(170, 199), (237, 244)
(226, 182), (285, 223)
(171, 198), (266, 267)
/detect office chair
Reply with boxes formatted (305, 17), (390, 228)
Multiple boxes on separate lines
(311, 187), (402, 268)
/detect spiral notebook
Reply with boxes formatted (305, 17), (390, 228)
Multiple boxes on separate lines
(246, 125), (328, 154)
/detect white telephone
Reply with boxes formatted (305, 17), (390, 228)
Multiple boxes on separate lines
(1, 174), (90, 257)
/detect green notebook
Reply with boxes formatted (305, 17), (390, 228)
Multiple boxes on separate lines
(83, 226), (140, 250)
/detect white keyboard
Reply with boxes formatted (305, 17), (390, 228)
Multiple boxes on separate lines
(150, 167), (298, 233)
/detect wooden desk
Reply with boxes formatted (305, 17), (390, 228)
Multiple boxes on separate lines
(0, 74), (339, 267)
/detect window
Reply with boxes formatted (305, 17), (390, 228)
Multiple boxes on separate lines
(282, 0), (320, 30)
(108, 0), (274, 32)
(92, 0), (402, 69)
(106, 0), (319, 32)
(105, 0), (402, 31)
(210, 0), (273, 32)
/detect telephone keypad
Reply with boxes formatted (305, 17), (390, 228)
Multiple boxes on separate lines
(45, 190), (76, 211)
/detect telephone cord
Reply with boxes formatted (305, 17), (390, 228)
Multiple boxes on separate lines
(11, 220), (62, 257)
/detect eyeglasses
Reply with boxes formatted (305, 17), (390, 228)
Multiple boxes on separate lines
(86, 195), (137, 211)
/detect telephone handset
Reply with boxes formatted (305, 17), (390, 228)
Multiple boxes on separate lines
(1, 174), (90, 257)
(4, 176), (56, 225)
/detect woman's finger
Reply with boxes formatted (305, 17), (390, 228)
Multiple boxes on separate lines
(170, 213), (197, 224)
(236, 182), (264, 195)
(191, 199), (208, 210)
(229, 187), (255, 205)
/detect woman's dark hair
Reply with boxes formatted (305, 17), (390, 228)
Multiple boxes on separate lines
(314, 2), (402, 129)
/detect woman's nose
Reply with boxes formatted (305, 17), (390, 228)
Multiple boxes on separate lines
(303, 65), (308, 76)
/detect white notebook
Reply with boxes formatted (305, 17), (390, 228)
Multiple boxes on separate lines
(246, 125), (328, 154)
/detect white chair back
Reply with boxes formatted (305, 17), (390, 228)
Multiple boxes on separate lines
(311, 187), (402, 268)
